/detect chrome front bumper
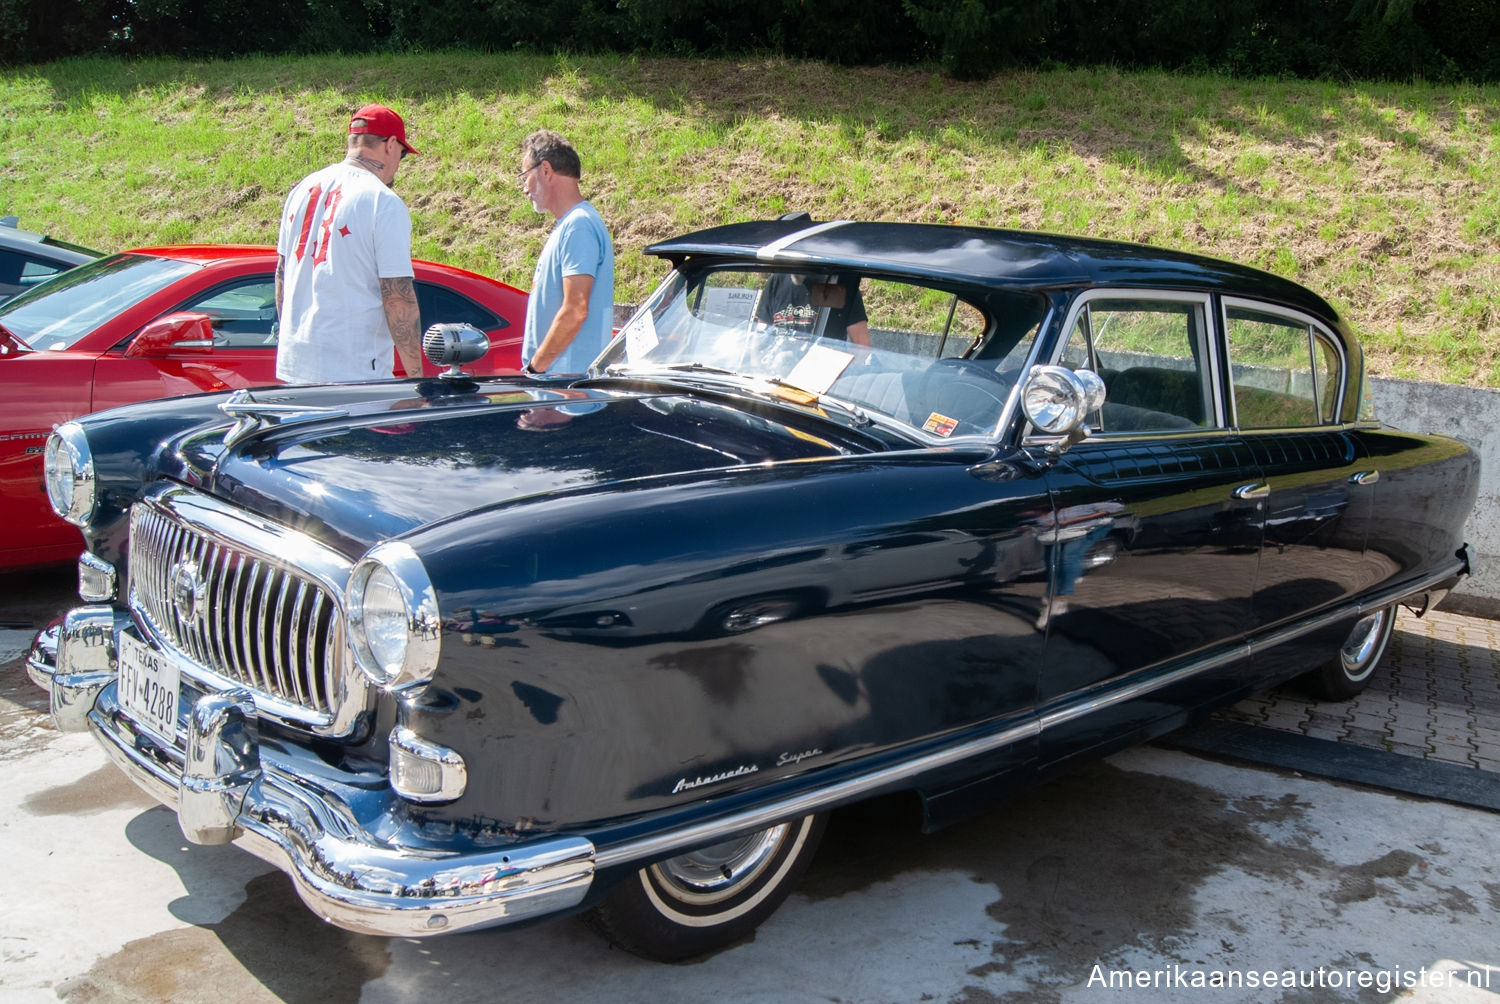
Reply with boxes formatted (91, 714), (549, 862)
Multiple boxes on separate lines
(29, 607), (597, 938)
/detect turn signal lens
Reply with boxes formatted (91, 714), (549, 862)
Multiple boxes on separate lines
(390, 727), (467, 802)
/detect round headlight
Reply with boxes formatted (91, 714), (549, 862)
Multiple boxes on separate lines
(347, 542), (440, 693)
(44, 423), (96, 526)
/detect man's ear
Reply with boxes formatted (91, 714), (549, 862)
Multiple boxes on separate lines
(810, 282), (846, 309)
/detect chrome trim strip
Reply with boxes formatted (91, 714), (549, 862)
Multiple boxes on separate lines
(756, 220), (853, 262)
(1039, 558), (1468, 732)
(595, 715), (1040, 870)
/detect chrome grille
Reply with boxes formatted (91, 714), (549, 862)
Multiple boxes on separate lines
(128, 487), (363, 734)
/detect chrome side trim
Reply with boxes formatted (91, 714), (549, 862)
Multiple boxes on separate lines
(1040, 557), (1469, 733)
(595, 715), (1040, 870)
(756, 220), (852, 262)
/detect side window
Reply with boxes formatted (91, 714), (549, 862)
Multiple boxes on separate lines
(860, 279), (986, 360)
(21, 257), (67, 282)
(0, 252), (67, 299)
(183, 278), (278, 348)
(1060, 296), (1212, 433)
(1225, 306), (1339, 428)
(416, 281), (501, 333)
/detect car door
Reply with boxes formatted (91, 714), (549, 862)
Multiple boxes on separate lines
(1220, 298), (1375, 636)
(1037, 291), (1266, 769)
(91, 275), (281, 411)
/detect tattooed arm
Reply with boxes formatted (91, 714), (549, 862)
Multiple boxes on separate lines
(380, 275), (424, 378)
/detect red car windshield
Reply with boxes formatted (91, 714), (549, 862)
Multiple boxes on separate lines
(0, 253), (199, 350)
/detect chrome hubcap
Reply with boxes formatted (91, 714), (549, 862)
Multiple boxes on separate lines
(1339, 608), (1390, 683)
(652, 824), (790, 904)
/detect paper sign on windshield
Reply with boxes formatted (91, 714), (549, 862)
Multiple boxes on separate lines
(785, 344), (855, 395)
(624, 309), (660, 359)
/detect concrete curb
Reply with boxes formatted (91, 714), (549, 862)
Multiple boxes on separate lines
(1161, 720), (1500, 812)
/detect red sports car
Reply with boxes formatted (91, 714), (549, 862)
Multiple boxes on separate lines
(0, 244), (526, 571)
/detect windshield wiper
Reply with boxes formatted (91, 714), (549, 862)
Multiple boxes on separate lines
(766, 378), (873, 427)
(603, 361), (741, 381)
(665, 362), (741, 376)
(601, 364), (873, 428)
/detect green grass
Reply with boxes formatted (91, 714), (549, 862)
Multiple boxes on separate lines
(2, 51), (1498, 385)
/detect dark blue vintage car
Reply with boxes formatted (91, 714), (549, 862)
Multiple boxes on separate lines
(29, 218), (1478, 960)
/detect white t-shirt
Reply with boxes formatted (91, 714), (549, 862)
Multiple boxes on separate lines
(275, 161), (414, 383)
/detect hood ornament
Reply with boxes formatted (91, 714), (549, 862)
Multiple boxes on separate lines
(220, 390), (349, 449)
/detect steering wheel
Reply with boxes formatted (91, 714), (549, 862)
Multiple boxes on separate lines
(919, 357), (1010, 434)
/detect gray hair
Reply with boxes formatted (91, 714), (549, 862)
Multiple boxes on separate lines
(521, 129), (582, 179)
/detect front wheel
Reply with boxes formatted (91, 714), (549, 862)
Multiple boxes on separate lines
(1301, 603), (1397, 700)
(584, 813), (827, 961)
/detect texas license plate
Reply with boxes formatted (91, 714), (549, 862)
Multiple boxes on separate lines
(116, 631), (181, 743)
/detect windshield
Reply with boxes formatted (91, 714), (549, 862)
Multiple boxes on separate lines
(0, 253), (199, 350)
(598, 267), (1045, 439)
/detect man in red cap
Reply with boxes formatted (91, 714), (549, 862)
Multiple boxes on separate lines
(275, 103), (423, 383)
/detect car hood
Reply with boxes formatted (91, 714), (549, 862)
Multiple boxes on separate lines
(204, 380), (876, 556)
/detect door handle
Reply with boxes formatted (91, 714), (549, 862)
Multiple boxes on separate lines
(1233, 483), (1270, 501)
(1349, 470), (1380, 486)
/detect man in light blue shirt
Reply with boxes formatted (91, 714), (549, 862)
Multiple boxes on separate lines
(518, 130), (615, 375)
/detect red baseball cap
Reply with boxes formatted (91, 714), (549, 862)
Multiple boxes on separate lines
(349, 103), (419, 156)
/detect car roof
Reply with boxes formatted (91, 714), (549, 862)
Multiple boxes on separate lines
(647, 219), (1341, 323)
(0, 218), (101, 264)
(119, 245), (497, 283)
(126, 244), (278, 265)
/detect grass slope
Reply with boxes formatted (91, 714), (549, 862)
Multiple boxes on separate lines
(2, 52), (1497, 384)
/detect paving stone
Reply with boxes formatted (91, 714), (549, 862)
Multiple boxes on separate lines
(1428, 747), (1478, 767)
(1208, 607), (1500, 777)
(1340, 726), (1390, 749)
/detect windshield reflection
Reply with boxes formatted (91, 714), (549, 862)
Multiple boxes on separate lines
(0, 253), (199, 350)
(598, 267), (1042, 440)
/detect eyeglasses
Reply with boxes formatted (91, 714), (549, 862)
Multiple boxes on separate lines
(517, 163), (540, 183)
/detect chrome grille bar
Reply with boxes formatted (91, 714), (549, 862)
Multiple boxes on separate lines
(126, 485), (364, 736)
